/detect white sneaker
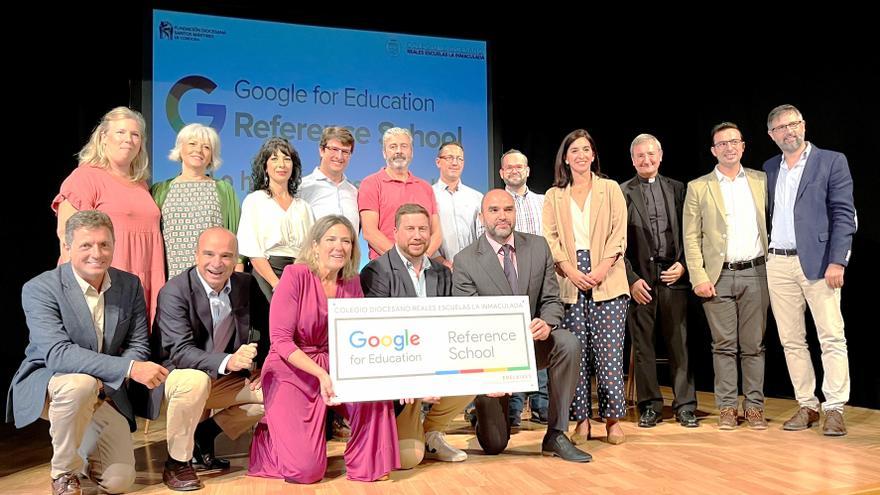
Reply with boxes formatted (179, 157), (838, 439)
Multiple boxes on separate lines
(424, 431), (467, 462)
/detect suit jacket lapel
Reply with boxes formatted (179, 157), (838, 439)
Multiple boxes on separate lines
(189, 269), (214, 342)
(229, 275), (247, 347)
(795, 147), (819, 204)
(102, 275), (120, 352)
(660, 176), (681, 256)
(746, 170), (768, 247)
(425, 261), (440, 297)
(388, 248), (418, 297)
(513, 232), (532, 295)
(61, 264), (99, 352)
(707, 175), (728, 219)
(476, 236), (514, 295)
(589, 178), (605, 241)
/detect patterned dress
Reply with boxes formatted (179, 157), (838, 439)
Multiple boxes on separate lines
(160, 180), (223, 279)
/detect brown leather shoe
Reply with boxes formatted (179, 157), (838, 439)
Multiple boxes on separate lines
(163, 460), (203, 491)
(51, 472), (82, 495)
(823, 410), (847, 437)
(783, 407), (820, 431)
(718, 407), (738, 430)
(744, 408), (768, 430)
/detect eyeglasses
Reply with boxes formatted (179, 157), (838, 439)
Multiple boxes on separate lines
(440, 155), (465, 164)
(322, 145), (352, 157)
(770, 120), (803, 134)
(713, 139), (743, 149)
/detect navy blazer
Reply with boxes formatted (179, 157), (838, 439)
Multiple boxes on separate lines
(360, 247), (452, 298)
(6, 265), (150, 430)
(763, 144), (856, 280)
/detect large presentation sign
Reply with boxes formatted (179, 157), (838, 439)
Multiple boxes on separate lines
(328, 296), (539, 403)
(150, 10), (490, 196)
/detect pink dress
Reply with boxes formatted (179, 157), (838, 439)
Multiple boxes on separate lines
(248, 263), (399, 483)
(52, 164), (165, 324)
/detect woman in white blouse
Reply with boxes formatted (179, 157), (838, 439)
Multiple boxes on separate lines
(238, 137), (314, 300)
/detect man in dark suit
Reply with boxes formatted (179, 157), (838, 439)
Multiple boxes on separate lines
(452, 189), (589, 462)
(151, 227), (268, 491)
(6, 210), (168, 495)
(361, 203), (473, 469)
(763, 104), (857, 436)
(621, 134), (697, 429)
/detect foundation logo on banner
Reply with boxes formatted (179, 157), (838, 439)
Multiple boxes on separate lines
(156, 19), (228, 43)
(165, 76), (227, 133)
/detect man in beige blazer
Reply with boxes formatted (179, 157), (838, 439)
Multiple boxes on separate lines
(683, 122), (769, 431)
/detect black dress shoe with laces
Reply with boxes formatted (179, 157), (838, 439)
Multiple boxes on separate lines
(541, 432), (592, 462)
(638, 408), (660, 428)
(191, 438), (231, 471)
(676, 410), (699, 428)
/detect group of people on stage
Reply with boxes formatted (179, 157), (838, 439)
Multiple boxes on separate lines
(6, 103), (855, 494)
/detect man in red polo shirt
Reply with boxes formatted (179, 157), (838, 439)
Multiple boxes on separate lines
(358, 127), (443, 260)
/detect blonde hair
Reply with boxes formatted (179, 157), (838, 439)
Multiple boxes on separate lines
(77, 106), (150, 182)
(168, 123), (222, 172)
(296, 215), (360, 280)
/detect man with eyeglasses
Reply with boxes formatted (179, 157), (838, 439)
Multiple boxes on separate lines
(683, 122), (770, 431)
(359, 127), (442, 260)
(762, 104), (856, 436)
(621, 134), (697, 429)
(432, 141), (483, 269)
(300, 126), (360, 234)
(497, 149), (550, 428)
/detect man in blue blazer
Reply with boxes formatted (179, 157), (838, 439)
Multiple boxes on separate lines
(763, 104), (856, 436)
(6, 211), (169, 495)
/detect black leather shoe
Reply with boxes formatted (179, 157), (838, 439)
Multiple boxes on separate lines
(638, 409), (660, 428)
(541, 432), (592, 462)
(191, 438), (231, 471)
(676, 410), (699, 428)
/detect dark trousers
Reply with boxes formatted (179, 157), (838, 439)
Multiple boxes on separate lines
(252, 256), (294, 302)
(474, 328), (580, 454)
(628, 265), (695, 414)
(701, 265), (769, 410)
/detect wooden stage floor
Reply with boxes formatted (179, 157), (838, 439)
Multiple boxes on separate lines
(1, 389), (878, 495)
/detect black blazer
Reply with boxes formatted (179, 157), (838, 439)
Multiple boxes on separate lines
(621, 174), (689, 290)
(360, 247), (452, 297)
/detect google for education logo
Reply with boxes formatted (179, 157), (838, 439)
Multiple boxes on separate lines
(349, 329), (420, 352)
(165, 75), (227, 133)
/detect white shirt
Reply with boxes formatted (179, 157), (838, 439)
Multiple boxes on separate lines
(570, 192), (592, 250)
(432, 180), (483, 259)
(715, 167), (763, 262)
(300, 166), (360, 234)
(195, 269), (234, 374)
(72, 270), (112, 353)
(770, 143), (811, 250)
(72, 270), (133, 378)
(395, 245), (431, 298)
(238, 191), (315, 259)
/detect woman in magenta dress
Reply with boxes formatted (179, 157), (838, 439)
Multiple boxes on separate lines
(52, 106), (165, 324)
(248, 215), (399, 483)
